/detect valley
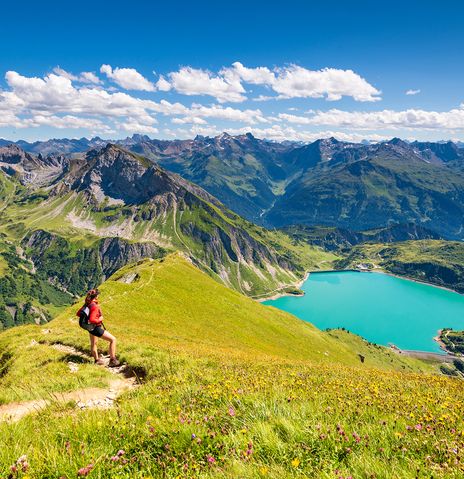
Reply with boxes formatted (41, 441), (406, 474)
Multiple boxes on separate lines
(2, 255), (463, 478)
(1, 134), (464, 478)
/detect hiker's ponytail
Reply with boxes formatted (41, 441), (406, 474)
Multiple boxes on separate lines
(85, 289), (100, 305)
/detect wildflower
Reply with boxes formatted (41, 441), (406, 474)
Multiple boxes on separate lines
(207, 455), (216, 464)
(191, 433), (196, 440)
(291, 458), (300, 468)
(117, 449), (125, 456)
(259, 466), (269, 475)
(77, 464), (94, 476)
(228, 406), (236, 416)
(110, 456), (119, 462)
(414, 424), (422, 431)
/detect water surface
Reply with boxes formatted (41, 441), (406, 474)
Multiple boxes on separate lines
(264, 271), (464, 352)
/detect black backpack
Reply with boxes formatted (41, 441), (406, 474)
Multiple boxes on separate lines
(79, 305), (96, 331)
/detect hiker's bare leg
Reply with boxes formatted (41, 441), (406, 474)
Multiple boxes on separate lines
(89, 333), (99, 360)
(101, 331), (117, 360)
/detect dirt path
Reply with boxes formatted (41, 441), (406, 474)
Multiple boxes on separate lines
(0, 343), (138, 423)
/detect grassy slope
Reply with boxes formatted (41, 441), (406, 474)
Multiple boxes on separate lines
(0, 182), (337, 299)
(337, 240), (464, 292)
(1, 255), (463, 478)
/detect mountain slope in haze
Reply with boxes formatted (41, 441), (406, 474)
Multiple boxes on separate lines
(0, 144), (334, 309)
(265, 138), (464, 239)
(1, 254), (462, 478)
(6, 134), (464, 240)
(124, 132), (296, 223)
(0, 144), (66, 186)
(284, 223), (442, 252)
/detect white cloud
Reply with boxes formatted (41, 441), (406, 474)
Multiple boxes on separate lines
(2, 67), (463, 142)
(171, 116), (208, 125)
(159, 62), (381, 103)
(161, 66), (246, 103)
(227, 62), (275, 85)
(100, 64), (155, 91)
(280, 107), (464, 130)
(117, 122), (159, 134)
(52, 67), (102, 85)
(270, 66), (381, 102)
(406, 89), (421, 96)
(155, 75), (172, 92)
(79, 72), (102, 84)
(1, 71), (161, 127)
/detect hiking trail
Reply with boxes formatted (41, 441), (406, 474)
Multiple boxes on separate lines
(0, 342), (138, 423)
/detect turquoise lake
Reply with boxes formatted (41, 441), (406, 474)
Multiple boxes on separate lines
(264, 271), (464, 353)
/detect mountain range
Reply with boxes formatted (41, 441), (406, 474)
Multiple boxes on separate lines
(3, 133), (464, 239)
(0, 142), (335, 328)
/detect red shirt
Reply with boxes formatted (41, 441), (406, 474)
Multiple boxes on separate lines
(76, 301), (102, 325)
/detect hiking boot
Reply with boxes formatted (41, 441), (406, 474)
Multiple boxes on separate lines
(108, 358), (121, 368)
(94, 358), (106, 366)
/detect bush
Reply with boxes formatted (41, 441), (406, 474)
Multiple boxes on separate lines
(453, 358), (464, 373)
(440, 364), (458, 376)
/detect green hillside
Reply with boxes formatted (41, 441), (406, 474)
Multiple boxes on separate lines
(337, 240), (464, 293)
(1, 254), (462, 478)
(0, 145), (337, 331)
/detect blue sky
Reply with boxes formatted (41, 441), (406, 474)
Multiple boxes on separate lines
(1, 0), (463, 142)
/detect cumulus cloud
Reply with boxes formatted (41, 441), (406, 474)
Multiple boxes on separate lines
(224, 62), (381, 102)
(158, 62), (381, 103)
(0, 71), (161, 131)
(406, 89), (421, 96)
(279, 107), (464, 130)
(171, 116), (208, 125)
(2, 67), (463, 141)
(117, 122), (159, 134)
(0, 70), (269, 133)
(155, 75), (172, 92)
(227, 62), (275, 85)
(53, 67), (102, 84)
(160, 67), (246, 103)
(100, 64), (155, 91)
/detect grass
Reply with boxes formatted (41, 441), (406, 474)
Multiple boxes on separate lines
(1, 254), (462, 478)
(0, 178), (338, 299)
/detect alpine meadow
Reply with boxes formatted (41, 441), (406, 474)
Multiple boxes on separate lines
(1, 2), (464, 478)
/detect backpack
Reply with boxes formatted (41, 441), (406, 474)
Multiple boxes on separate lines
(79, 305), (96, 331)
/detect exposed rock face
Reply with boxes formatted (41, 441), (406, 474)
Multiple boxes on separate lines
(98, 237), (163, 278)
(23, 230), (164, 293)
(6, 134), (464, 239)
(48, 144), (307, 293)
(69, 144), (219, 207)
(0, 144), (66, 185)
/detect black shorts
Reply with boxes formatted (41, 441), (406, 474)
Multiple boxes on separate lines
(89, 325), (105, 337)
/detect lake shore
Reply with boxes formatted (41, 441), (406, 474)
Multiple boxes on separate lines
(259, 268), (462, 303)
(372, 270), (463, 296)
(256, 271), (309, 302)
(260, 269), (464, 356)
(433, 329), (449, 353)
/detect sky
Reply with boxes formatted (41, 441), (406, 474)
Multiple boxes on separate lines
(0, 0), (463, 143)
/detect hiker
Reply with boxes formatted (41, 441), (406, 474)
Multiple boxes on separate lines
(77, 289), (120, 367)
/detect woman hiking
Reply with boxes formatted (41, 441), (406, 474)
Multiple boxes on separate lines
(77, 289), (120, 367)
